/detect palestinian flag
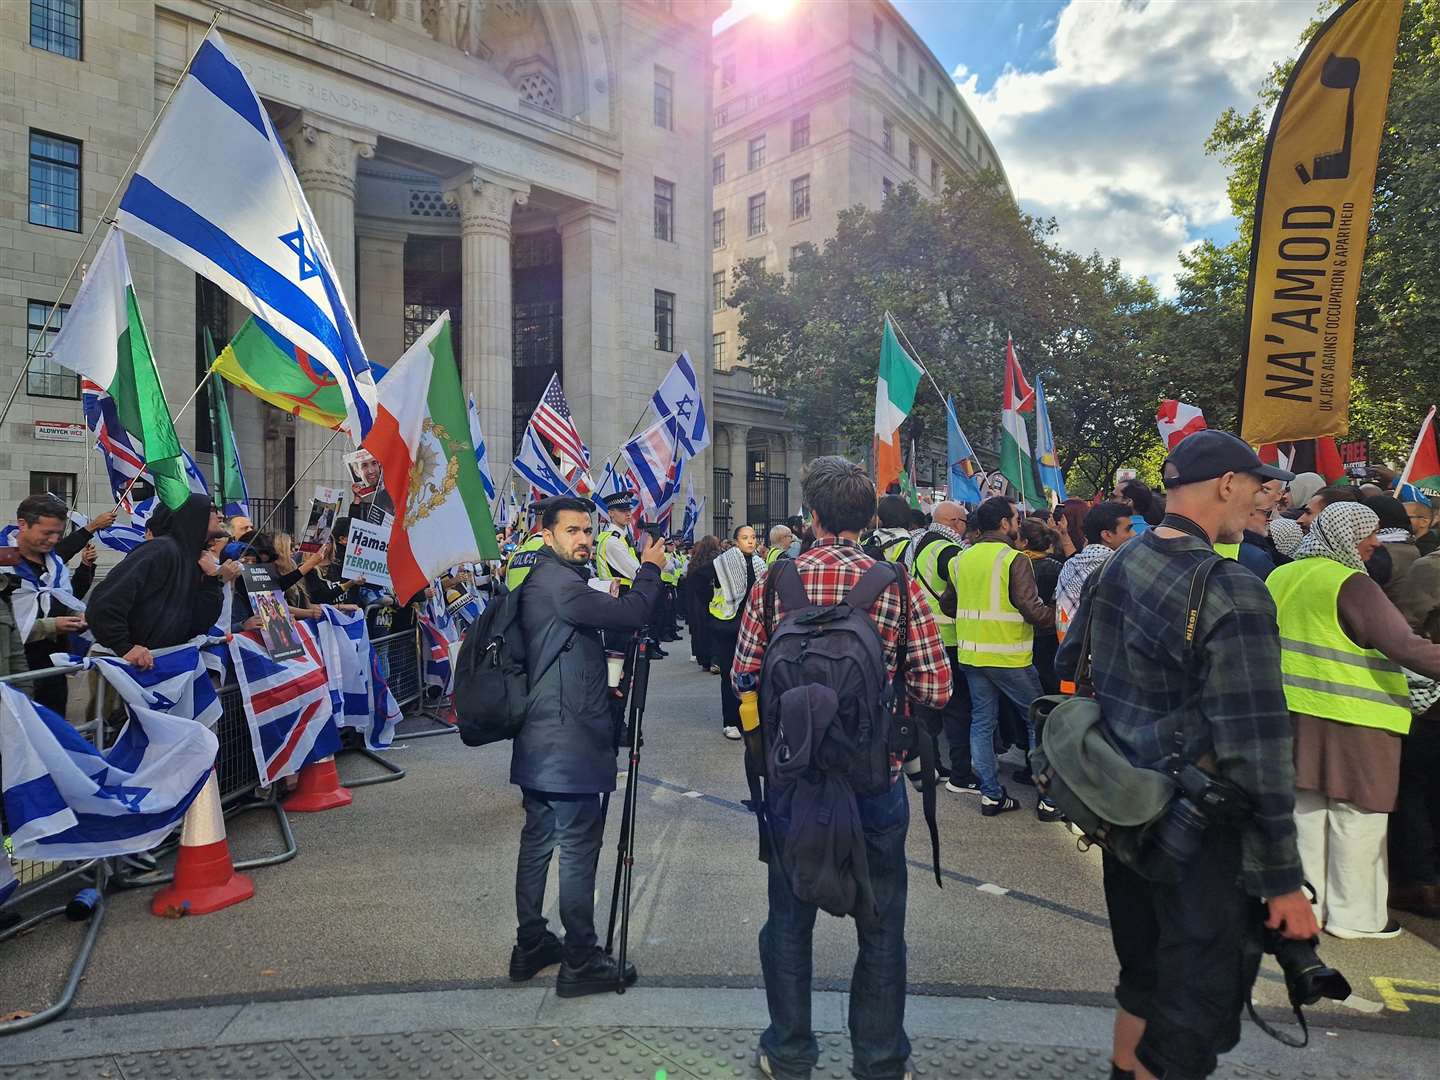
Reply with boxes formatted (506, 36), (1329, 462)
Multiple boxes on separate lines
(999, 337), (1043, 509)
(1400, 407), (1440, 499)
(362, 312), (499, 604)
(47, 230), (190, 509)
(874, 316), (923, 493)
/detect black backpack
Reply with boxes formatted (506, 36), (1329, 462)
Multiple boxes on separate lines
(755, 560), (941, 918)
(454, 584), (529, 747)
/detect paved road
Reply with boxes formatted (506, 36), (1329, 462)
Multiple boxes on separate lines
(6, 629), (1439, 1060)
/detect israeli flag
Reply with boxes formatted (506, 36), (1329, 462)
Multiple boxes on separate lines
(623, 418), (680, 518)
(513, 426), (578, 498)
(115, 31), (377, 439)
(651, 352), (710, 458)
(0, 684), (216, 860)
(682, 473), (700, 542)
(467, 395), (496, 500)
(60, 643), (221, 729)
(90, 497), (156, 555)
(317, 606), (399, 750)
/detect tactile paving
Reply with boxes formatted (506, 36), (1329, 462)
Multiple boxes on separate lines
(455, 1025), (691, 1078)
(287, 1031), (498, 1079)
(0, 1058), (124, 1080)
(114, 1043), (306, 1079)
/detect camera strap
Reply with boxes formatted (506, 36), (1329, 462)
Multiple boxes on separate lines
(1165, 554), (1221, 779)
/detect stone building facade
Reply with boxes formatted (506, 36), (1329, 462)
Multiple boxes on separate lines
(3, 0), (717, 535)
(708, 0), (1009, 534)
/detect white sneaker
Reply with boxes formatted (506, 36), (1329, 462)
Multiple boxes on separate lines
(1325, 919), (1402, 941)
(722, 725), (742, 741)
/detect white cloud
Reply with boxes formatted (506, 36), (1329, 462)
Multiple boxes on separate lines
(956, 1), (1317, 294)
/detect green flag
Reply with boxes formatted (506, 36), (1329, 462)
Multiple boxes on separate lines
(206, 328), (248, 513)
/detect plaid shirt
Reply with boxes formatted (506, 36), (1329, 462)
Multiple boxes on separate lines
(1054, 529), (1302, 898)
(732, 537), (952, 709)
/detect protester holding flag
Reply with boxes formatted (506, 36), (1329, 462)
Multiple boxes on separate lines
(87, 494), (240, 670)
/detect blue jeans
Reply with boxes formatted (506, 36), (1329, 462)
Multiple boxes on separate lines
(758, 781), (910, 1080)
(515, 789), (605, 965)
(962, 664), (1043, 800)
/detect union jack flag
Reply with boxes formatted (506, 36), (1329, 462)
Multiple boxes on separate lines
(418, 615), (455, 698)
(528, 373), (590, 471)
(83, 380), (208, 509)
(228, 621), (340, 785)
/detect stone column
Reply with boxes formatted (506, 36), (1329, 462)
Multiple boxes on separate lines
(785, 432), (804, 515)
(559, 206), (620, 468)
(728, 423), (750, 529)
(445, 168), (529, 462)
(286, 115), (376, 494)
(356, 225), (408, 368)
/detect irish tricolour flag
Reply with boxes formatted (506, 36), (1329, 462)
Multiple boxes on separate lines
(363, 313), (499, 603)
(874, 316), (923, 493)
(48, 230), (191, 508)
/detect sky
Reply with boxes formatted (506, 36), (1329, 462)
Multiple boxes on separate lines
(722, 0), (1323, 295)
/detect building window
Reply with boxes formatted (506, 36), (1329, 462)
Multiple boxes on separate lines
(26, 299), (76, 399)
(654, 290), (675, 351)
(908, 139), (919, 173)
(791, 113), (810, 152)
(712, 208), (726, 248)
(30, 0), (81, 59)
(881, 117), (893, 155)
(721, 54), (736, 89)
(654, 177), (674, 241)
(28, 130), (81, 232)
(931, 160), (941, 190)
(883, 177), (894, 198)
(653, 66), (674, 129)
(897, 42), (907, 77)
(30, 471), (76, 509)
(711, 332), (726, 369)
(747, 193), (766, 236)
(918, 68), (926, 98)
(712, 152), (725, 186)
(713, 270), (726, 312)
(936, 86), (943, 113)
(872, 14), (882, 51)
(790, 174), (810, 221)
(952, 109), (959, 137)
(789, 244), (805, 264)
(748, 134), (766, 171)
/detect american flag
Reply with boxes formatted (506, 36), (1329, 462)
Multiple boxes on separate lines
(528, 373), (590, 469)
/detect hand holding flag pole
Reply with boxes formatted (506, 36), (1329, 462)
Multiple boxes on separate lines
(0, 8), (223, 438)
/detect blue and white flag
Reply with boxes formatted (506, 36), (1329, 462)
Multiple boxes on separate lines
(60, 642), (221, 729)
(945, 396), (985, 504)
(0, 525), (84, 641)
(651, 352), (710, 458)
(229, 622), (341, 785)
(316, 607), (399, 750)
(682, 472), (700, 542)
(513, 426), (578, 498)
(418, 616), (456, 698)
(86, 497), (155, 554)
(622, 418), (681, 519)
(467, 395), (496, 501)
(1034, 378), (1067, 504)
(0, 683), (216, 860)
(114, 31), (377, 440)
(82, 383), (211, 509)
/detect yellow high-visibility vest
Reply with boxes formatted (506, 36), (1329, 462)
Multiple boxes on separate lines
(913, 535), (958, 648)
(952, 542), (1032, 669)
(1267, 558), (1411, 734)
(503, 534), (545, 590)
(596, 527), (636, 587)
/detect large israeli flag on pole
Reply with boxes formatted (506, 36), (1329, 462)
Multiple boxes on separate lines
(513, 427), (578, 498)
(467, 395), (496, 501)
(115, 31), (377, 439)
(651, 352), (710, 459)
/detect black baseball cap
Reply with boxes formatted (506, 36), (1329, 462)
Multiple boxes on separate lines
(1161, 430), (1295, 489)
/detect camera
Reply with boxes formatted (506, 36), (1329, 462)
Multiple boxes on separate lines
(1265, 927), (1351, 1009)
(1148, 764), (1253, 868)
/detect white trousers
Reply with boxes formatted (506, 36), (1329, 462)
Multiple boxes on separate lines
(1293, 789), (1390, 933)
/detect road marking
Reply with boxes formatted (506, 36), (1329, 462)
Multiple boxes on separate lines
(1371, 977), (1440, 1013)
(683, 790), (703, 799)
(976, 883), (1010, 896)
(1338, 994), (1385, 1014)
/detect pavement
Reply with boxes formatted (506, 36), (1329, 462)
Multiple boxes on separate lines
(3, 627), (1438, 1077)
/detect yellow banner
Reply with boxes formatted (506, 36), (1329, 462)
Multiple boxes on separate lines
(1238, 0), (1402, 445)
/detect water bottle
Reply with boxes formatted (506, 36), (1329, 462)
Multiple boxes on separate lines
(66, 887), (100, 922)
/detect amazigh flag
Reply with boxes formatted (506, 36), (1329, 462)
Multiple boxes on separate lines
(1399, 407), (1440, 500)
(215, 316), (354, 429)
(363, 312), (499, 604)
(47, 230), (191, 509)
(874, 316), (923, 493)
(1034, 378), (1066, 504)
(999, 337), (1042, 509)
(205, 329), (250, 517)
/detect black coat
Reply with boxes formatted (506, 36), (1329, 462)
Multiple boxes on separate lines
(511, 548), (662, 795)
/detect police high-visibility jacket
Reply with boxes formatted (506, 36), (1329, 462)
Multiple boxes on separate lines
(912, 533), (960, 648)
(1267, 558), (1412, 734)
(504, 534), (545, 591)
(596, 526), (638, 588)
(765, 547), (783, 567)
(952, 542), (1033, 668)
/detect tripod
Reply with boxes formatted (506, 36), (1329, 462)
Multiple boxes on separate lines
(603, 629), (653, 993)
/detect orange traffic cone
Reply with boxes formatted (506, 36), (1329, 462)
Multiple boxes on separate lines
(151, 769), (254, 917)
(282, 755), (353, 813)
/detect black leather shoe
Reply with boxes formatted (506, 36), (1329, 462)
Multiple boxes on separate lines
(555, 950), (638, 998)
(509, 931), (563, 982)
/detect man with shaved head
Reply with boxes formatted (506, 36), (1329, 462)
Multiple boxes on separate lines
(907, 500), (978, 792)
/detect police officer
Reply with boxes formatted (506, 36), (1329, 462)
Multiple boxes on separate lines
(504, 502), (550, 591)
(595, 490), (665, 658)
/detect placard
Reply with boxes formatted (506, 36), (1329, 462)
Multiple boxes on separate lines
(299, 485), (343, 553)
(345, 448), (382, 498)
(240, 564), (305, 661)
(1338, 438), (1369, 477)
(341, 518), (393, 589)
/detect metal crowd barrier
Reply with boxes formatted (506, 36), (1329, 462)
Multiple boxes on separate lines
(375, 616), (456, 742)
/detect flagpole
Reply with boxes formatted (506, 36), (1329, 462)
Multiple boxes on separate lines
(110, 359), (221, 513)
(1397, 405), (1437, 492)
(238, 428), (345, 557)
(886, 313), (973, 453)
(0, 8), (224, 437)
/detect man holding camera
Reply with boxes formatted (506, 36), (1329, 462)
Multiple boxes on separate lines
(1056, 431), (1318, 1080)
(509, 497), (665, 998)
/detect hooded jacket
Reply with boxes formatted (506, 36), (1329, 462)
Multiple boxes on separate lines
(511, 546), (662, 795)
(87, 494), (224, 654)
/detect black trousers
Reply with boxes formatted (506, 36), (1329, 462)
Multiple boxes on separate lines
(1391, 719), (1440, 887)
(1102, 829), (1262, 1080)
(24, 639), (67, 716)
(515, 789), (606, 965)
(711, 619), (741, 730)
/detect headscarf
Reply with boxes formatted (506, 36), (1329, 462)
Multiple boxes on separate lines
(712, 544), (765, 619)
(1361, 494), (1412, 544)
(1292, 502), (1378, 572)
(1286, 472), (1325, 510)
(1267, 516), (1303, 559)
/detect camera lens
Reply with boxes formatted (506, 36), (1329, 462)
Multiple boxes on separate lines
(1268, 934), (1351, 1008)
(1149, 797), (1208, 867)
